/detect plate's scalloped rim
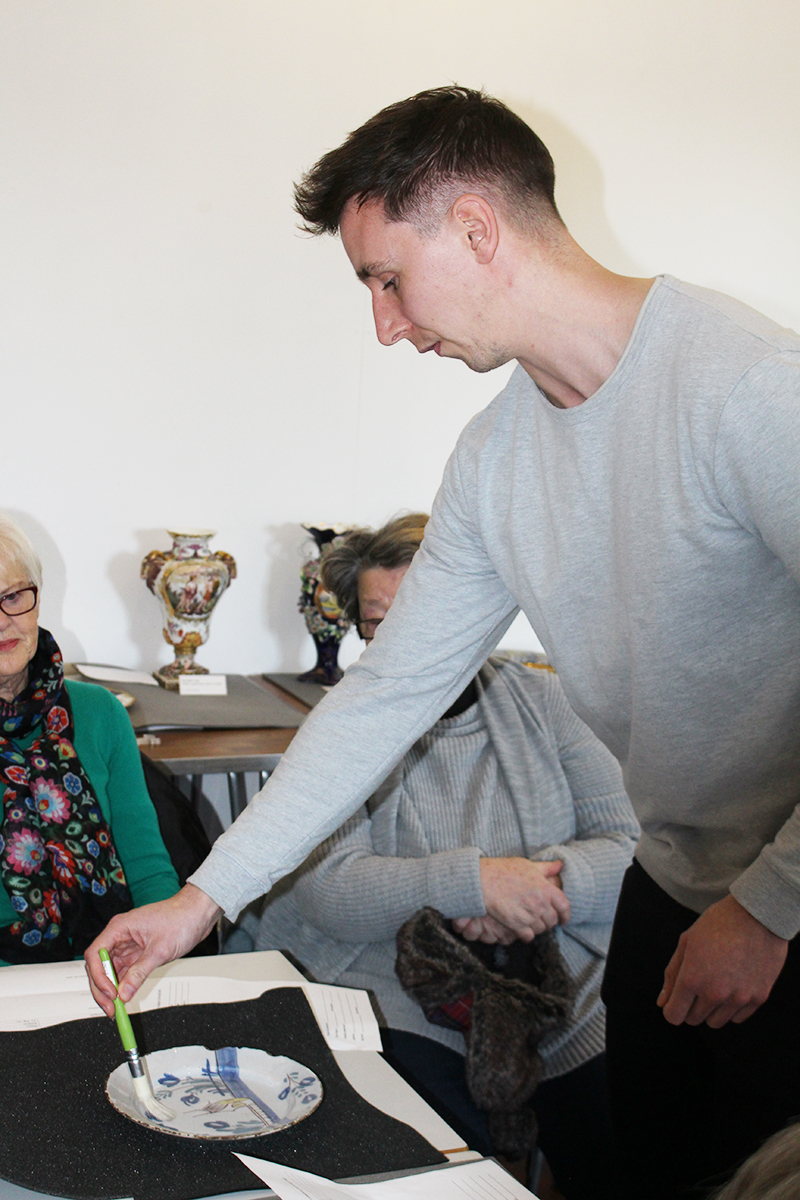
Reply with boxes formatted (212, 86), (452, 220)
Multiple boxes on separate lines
(105, 1044), (323, 1140)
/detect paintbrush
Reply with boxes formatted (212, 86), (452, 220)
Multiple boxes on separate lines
(99, 948), (173, 1122)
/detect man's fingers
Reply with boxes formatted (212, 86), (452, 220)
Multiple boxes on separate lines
(88, 961), (118, 1002)
(657, 897), (788, 1028)
(729, 1001), (762, 1026)
(658, 937), (692, 1024)
(705, 993), (768, 1028)
(686, 982), (769, 1028)
(663, 967), (774, 1028)
(85, 969), (118, 1018)
(660, 981), (697, 1026)
(85, 938), (137, 1013)
(703, 1002), (743, 1029)
(657, 935), (685, 1009)
(85, 933), (152, 1012)
(682, 994), (718, 1027)
(117, 956), (160, 1003)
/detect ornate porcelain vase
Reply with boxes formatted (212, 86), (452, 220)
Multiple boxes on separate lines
(297, 525), (351, 686)
(141, 529), (236, 689)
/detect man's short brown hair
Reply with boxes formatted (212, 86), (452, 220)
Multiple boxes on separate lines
(294, 86), (560, 238)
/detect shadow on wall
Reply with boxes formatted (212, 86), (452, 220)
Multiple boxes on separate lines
(262, 523), (314, 672)
(2, 509), (86, 663)
(511, 101), (648, 278)
(107, 528), (174, 673)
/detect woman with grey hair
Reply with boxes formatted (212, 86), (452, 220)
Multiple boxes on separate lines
(245, 512), (638, 1199)
(321, 513), (429, 628)
(0, 514), (179, 965)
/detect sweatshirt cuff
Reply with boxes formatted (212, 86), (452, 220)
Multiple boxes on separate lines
(425, 847), (485, 918)
(189, 846), (266, 922)
(549, 845), (596, 926)
(730, 854), (800, 940)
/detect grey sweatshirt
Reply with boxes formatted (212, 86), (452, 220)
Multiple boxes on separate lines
(250, 658), (638, 1079)
(193, 275), (800, 939)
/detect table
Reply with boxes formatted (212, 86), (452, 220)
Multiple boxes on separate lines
(141, 729), (293, 822)
(63, 667), (308, 822)
(0, 951), (473, 1200)
(259, 673), (328, 711)
(138, 679), (311, 821)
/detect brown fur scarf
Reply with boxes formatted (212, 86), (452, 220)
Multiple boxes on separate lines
(395, 906), (574, 1159)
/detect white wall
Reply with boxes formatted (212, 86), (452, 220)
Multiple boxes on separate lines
(2, 0), (798, 674)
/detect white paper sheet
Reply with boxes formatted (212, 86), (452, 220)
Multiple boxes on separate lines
(0, 960), (88, 997)
(303, 984), (382, 1051)
(178, 673), (228, 695)
(235, 1154), (540, 1199)
(0, 964), (381, 1051)
(0, 990), (104, 1030)
(74, 663), (159, 686)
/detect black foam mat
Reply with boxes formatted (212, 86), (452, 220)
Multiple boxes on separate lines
(0, 987), (445, 1200)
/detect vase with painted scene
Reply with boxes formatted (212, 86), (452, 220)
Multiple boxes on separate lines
(141, 529), (236, 689)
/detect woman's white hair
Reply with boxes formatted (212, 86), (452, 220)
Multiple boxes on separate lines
(0, 514), (43, 589)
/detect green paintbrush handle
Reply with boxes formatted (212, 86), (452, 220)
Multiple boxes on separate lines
(99, 947), (138, 1054)
(112, 997), (138, 1054)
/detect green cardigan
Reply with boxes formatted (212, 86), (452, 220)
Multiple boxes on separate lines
(0, 680), (179, 961)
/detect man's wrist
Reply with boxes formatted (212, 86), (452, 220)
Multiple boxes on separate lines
(725, 892), (789, 946)
(181, 883), (224, 929)
(729, 856), (800, 941)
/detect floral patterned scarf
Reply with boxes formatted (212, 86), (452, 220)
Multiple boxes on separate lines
(0, 629), (132, 963)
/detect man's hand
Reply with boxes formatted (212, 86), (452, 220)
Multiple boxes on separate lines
(469, 857), (570, 943)
(84, 884), (222, 1016)
(658, 894), (789, 1028)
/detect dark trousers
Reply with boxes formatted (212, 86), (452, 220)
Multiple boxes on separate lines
(603, 859), (800, 1200)
(381, 1028), (617, 1200)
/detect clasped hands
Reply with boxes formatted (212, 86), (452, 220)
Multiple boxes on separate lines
(451, 856), (571, 945)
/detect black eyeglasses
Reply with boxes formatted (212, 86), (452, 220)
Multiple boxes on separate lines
(357, 618), (383, 640)
(0, 586), (38, 616)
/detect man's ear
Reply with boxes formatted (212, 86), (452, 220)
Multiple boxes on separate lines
(451, 194), (499, 264)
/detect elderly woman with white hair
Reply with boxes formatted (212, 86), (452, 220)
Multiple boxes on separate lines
(0, 514), (179, 966)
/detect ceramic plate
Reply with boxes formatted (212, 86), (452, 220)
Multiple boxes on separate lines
(106, 1044), (323, 1139)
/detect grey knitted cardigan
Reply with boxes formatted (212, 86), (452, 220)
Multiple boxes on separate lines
(251, 658), (638, 1079)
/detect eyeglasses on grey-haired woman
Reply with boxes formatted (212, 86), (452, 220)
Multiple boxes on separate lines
(0, 586), (38, 616)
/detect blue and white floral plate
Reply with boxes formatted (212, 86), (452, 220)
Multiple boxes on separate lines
(106, 1044), (323, 1139)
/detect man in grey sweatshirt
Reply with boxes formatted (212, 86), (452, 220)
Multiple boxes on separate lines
(87, 87), (800, 1197)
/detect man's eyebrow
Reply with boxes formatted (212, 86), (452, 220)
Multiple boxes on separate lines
(356, 260), (392, 282)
